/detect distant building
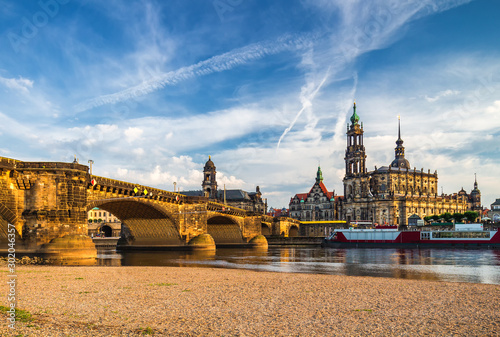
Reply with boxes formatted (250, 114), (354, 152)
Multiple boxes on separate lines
(457, 174), (482, 219)
(267, 207), (289, 218)
(88, 207), (120, 223)
(288, 166), (342, 221)
(180, 157), (266, 214)
(87, 207), (121, 237)
(489, 199), (500, 222)
(341, 102), (474, 226)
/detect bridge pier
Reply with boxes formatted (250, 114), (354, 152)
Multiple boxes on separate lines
(0, 157), (96, 258)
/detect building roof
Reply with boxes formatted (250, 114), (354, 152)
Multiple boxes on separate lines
(217, 189), (251, 201)
(178, 190), (204, 197)
(292, 181), (335, 203)
(492, 198), (500, 206)
(372, 166), (435, 175)
(204, 156), (216, 170)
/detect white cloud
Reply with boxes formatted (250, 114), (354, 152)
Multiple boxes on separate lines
(424, 89), (461, 102)
(0, 76), (33, 94)
(124, 127), (144, 143)
(132, 148), (145, 156)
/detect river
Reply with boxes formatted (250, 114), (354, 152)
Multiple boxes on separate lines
(94, 246), (500, 285)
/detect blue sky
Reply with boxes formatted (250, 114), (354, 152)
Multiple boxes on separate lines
(0, 0), (499, 209)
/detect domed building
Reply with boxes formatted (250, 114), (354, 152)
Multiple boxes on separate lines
(341, 102), (475, 226)
(180, 156), (266, 214)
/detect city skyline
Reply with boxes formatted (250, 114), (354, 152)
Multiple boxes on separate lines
(0, 0), (499, 208)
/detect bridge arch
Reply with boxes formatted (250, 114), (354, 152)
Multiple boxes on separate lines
(207, 215), (244, 244)
(99, 225), (112, 237)
(261, 223), (271, 236)
(87, 198), (182, 246)
(288, 225), (299, 237)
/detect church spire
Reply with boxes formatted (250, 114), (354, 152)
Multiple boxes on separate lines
(350, 101), (360, 125)
(396, 115), (403, 147)
(390, 116), (410, 169)
(316, 166), (323, 183)
(398, 115), (401, 140)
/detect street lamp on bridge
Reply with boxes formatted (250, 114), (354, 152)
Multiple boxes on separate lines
(88, 159), (94, 175)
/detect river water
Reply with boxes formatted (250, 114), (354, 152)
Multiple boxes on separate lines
(95, 246), (500, 285)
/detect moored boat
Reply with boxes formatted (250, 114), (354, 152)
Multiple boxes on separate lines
(321, 223), (500, 249)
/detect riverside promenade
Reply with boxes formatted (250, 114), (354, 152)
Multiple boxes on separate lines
(1, 265), (499, 336)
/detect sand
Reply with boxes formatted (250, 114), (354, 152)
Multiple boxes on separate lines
(1, 265), (499, 336)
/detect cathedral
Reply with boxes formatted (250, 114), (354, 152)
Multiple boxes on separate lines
(341, 102), (479, 226)
(288, 102), (481, 226)
(180, 156), (266, 214)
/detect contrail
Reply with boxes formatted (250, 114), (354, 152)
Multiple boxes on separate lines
(74, 34), (311, 113)
(276, 66), (331, 150)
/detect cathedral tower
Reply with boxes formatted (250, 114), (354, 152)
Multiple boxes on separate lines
(342, 102), (371, 222)
(344, 102), (366, 177)
(202, 156), (217, 199)
(470, 173), (481, 213)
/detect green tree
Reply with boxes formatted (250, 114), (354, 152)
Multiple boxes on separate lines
(441, 212), (452, 222)
(431, 215), (440, 221)
(464, 211), (479, 223)
(452, 212), (464, 223)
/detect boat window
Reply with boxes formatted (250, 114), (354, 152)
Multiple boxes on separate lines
(432, 232), (490, 239)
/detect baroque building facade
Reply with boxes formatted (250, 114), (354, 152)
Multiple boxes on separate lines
(341, 102), (474, 226)
(181, 157), (267, 214)
(288, 167), (341, 221)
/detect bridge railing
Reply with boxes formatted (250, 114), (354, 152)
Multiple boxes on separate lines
(0, 156), (21, 169)
(90, 175), (208, 204)
(0, 156), (89, 172)
(207, 201), (248, 216)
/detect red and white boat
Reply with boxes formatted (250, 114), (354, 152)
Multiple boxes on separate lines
(322, 224), (500, 249)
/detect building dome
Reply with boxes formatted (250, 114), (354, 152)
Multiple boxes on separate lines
(204, 156), (216, 170)
(350, 102), (360, 125)
(390, 157), (411, 169)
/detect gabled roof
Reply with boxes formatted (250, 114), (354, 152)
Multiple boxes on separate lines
(308, 181), (334, 199)
(292, 181), (335, 202)
(295, 193), (308, 200)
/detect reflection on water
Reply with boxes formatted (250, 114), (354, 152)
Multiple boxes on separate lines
(94, 247), (500, 285)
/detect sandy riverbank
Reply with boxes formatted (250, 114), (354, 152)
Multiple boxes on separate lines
(1, 265), (499, 336)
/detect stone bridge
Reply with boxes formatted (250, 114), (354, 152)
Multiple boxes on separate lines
(0, 156), (280, 254)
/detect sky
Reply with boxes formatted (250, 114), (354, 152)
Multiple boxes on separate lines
(0, 0), (499, 209)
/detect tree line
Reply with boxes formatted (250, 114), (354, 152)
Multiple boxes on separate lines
(424, 211), (479, 223)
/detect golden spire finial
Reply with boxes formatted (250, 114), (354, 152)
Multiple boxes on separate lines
(209, 155), (211, 160)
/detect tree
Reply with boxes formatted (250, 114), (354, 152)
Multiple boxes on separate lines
(441, 212), (452, 222)
(452, 212), (464, 223)
(464, 211), (479, 223)
(431, 215), (440, 221)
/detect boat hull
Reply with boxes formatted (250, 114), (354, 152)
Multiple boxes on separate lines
(322, 229), (500, 249)
(321, 240), (500, 249)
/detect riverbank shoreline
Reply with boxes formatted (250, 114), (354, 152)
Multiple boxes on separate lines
(1, 265), (499, 336)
